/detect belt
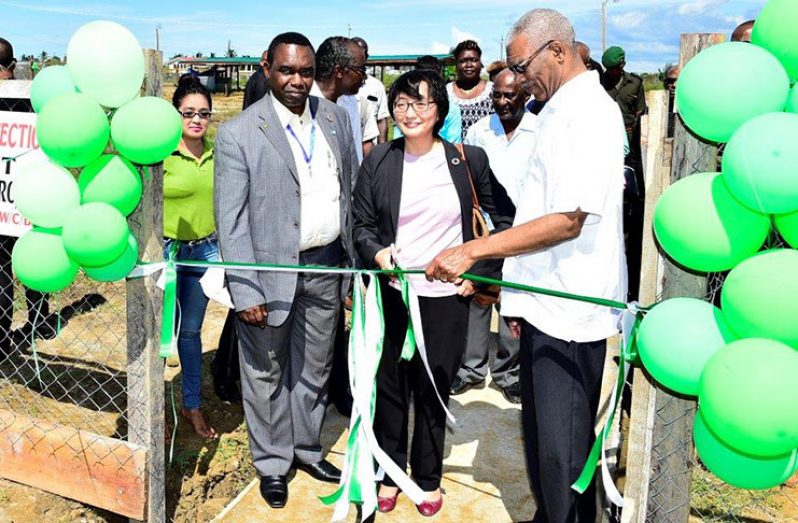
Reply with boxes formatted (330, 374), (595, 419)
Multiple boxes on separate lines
(164, 232), (218, 247)
(299, 238), (344, 266)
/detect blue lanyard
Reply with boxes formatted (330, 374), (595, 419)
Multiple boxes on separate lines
(286, 117), (316, 168)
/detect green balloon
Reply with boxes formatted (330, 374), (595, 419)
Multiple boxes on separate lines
(29, 65), (76, 113)
(675, 42), (789, 143)
(638, 298), (735, 396)
(752, 0), (798, 80)
(722, 112), (798, 214)
(62, 202), (129, 267)
(78, 155), (142, 216)
(111, 97), (181, 165)
(66, 20), (144, 108)
(699, 338), (798, 457)
(786, 83), (798, 114)
(11, 228), (79, 293)
(13, 160), (80, 228)
(721, 249), (798, 347)
(82, 232), (139, 282)
(694, 410), (798, 490)
(774, 211), (798, 248)
(36, 92), (110, 168)
(653, 172), (770, 272)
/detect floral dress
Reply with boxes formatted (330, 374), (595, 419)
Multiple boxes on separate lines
(447, 81), (494, 141)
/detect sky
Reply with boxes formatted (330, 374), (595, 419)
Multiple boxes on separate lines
(2, 0), (766, 73)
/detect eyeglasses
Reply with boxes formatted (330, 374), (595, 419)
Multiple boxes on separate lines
(180, 109), (212, 120)
(0, 60), (15, 73)
(345, 64), (367, 77)
(393, 99), (436, 114)
(508, 40), (555, 75)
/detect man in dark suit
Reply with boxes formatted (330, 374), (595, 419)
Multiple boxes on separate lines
(242, 50), (270, 110)
(214, 32), (358, 509)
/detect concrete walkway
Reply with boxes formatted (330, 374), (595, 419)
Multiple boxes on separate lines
(212, 379), (535, 522)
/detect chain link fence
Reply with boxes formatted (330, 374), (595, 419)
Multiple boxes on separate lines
(624, 65), (798, 522)
(0, 82), (163, 520)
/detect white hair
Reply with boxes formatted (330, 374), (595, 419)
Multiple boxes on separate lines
(508, 8), (576, 49)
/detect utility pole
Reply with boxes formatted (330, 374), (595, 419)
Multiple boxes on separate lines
(155, 24), (161, 51)
(347, 24), (352, 38)
(601, 0), (619, 52)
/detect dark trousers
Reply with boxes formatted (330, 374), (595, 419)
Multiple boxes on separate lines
(375, 284), (469, 491)
(212, 309), (241, 386)
(0, 236), (49, 354)
(520, 321), (606, 523)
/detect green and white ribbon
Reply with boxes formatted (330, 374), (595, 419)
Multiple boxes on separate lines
(128, 258), (647, 512)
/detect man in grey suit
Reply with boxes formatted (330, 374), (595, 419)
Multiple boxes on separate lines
(214, 32), (358, 509)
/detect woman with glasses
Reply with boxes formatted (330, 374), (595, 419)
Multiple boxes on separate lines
(447, 40), (494, 140)
(163, 74), (219, 439)
(353, 69), (514, 517)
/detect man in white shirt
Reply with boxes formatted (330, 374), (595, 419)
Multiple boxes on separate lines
(353, 37), (390, 144)
(312, 36), (376, 164)
(214, 32), (358, 509)
(450, 68), (534, 403)
(426, 9), (626, 522)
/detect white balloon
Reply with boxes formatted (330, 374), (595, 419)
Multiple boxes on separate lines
(66, 20), (145, 108)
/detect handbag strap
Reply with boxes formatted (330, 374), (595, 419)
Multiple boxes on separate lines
(454, 143), (480, 210)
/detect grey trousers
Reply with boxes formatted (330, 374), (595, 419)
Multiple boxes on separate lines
(236, 269), (342, 477)
(456, 300), (520, 389)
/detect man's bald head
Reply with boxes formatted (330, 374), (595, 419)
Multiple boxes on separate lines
(494, 68), (516, 88)
(575, 41), (590, 66)
(731, 20), (755, 42)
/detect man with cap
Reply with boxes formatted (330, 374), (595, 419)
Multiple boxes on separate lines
(601, 45), (645, 301)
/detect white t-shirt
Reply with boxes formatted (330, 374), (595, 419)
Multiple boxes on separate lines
(358, 75), (390, 120)
(464, 111), (538, 206)
(392, 142), (462, 297)
(500, 70), (628, 343)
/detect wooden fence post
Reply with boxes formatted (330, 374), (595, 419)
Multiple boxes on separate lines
(622, 33), (724, 523)
(126, 48), (165, 523)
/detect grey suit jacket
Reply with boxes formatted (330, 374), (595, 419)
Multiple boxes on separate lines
(214, 93), (358, 327)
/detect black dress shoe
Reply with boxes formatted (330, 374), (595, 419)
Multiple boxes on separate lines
(294, 459), (341, 483)
(259, 475), (288, 508)
(500, 382), (522, 404)
(450, 376), (483, 396)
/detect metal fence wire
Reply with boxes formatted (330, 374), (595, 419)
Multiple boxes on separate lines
(0, 93), (162, 520)
(637, 113), (798, 522)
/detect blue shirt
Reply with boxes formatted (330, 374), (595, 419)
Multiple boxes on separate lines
(394, 102), (462, 143)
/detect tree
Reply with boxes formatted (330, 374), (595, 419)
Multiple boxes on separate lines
(39, 51), (48, 62)
(170, 53), (183, 60)
(225, 47), (238, 58)
(194, 51), (203, 58)
(209, 52), (217, 58)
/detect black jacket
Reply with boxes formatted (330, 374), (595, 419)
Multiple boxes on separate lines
(353, 138), (515, 280)
(242, 69), (269, 110)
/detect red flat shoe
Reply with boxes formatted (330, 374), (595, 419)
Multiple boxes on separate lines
(416, 496), (443, 517)
(377, 490), (399, 513)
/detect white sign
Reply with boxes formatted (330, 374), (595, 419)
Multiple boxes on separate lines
(0, 110), (46, 237)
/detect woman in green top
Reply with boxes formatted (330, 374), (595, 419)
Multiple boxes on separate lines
(164, 75), (218, 439)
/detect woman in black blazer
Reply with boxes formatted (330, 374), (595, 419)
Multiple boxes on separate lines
(352, 69), (514, 517)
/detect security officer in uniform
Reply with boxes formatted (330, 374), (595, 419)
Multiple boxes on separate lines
(601, 45), (645, 301)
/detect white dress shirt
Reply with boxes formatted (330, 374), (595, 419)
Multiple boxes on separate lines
(464, 111), (538, 205)
(271, 96), (341, 251)
(500, 71), (628, 343)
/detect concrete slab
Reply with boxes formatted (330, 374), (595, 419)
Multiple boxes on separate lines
(212, 380), (534, 522)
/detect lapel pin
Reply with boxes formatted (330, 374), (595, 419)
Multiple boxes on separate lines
(326, 113), (334, 122)
(451, 158), (461, 165)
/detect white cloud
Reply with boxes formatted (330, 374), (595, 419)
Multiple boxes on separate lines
(677, 0), (728, 16)
(431, 41), (450, 54)
(609, 10), (647, 29)
(452, 26), (480, 46)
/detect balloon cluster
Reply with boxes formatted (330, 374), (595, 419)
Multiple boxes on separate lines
(13, 21), (182, 292)
(638, 0), (798, 490)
